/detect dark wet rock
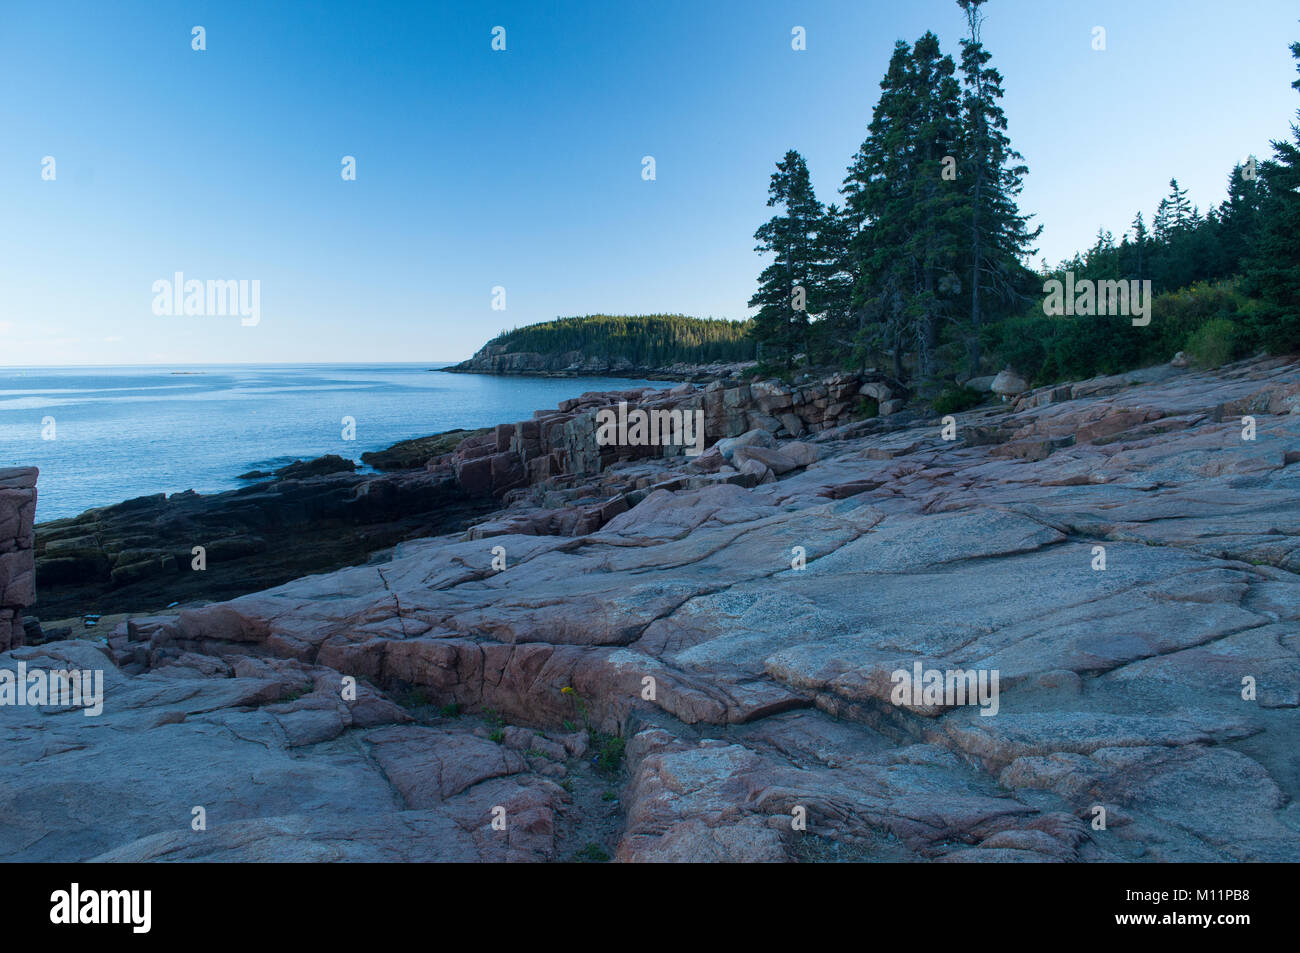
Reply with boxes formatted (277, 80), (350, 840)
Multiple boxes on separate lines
(272, 454), (356, 480)
(361, 428), (489, 471)
(32, 467), (499, 620)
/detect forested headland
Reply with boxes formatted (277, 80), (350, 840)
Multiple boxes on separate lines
(449, 314), (756, 376)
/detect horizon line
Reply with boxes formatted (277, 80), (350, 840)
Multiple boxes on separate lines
(0, 361), (464, 370)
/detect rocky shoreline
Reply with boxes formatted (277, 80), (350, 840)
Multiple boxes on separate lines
(26, 369), (904, 623)
(439, 343), (758, 382)
(4, 356), (1300, 862)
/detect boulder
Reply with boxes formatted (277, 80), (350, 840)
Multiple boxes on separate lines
(689, 446), (727, 472)
(733, 441), (818, 476)
(735, 456), (774, 485)
(744, 413), (782, 433)
(991, 369), (1029, 400)
(733, 446), (794, 475)
(713, 429), (776, 461)
(781, 441), (819, 468)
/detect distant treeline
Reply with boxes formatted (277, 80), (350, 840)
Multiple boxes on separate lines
(747, 0), (1300, 392)
(486, 314), (756, 366)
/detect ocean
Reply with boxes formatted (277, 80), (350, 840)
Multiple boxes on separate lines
(0, 364), (667, 522)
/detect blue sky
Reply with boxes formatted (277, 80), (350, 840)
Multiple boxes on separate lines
(3, 0), (1297, 366)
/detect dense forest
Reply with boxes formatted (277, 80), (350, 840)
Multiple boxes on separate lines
(483, 314), (755, 366)
(749, 0), (1300, 397)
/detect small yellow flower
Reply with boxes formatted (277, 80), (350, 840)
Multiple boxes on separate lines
(561, 686), (574, 695)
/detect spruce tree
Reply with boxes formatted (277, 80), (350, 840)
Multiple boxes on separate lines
(843, 42), (907, 377)
(955, 0), (1039, 374)
(842, 33), (964, 380)
(1131, 212), (1149, 282)
(1216, 162), (1264, 276)
(1165, 179), (1193, 232)
(1246, 39), (1300, 351)
(811, 202), (857, 363)
(749, 150), (827, 366)
(1152, 196), (1172, 243)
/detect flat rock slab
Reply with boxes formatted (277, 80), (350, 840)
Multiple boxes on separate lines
(8, 357), (1300, 861)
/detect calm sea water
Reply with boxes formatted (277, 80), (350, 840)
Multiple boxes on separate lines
(0, 364), (666, 522)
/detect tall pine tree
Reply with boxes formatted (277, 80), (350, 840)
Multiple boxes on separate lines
(955, 0), (1040, 374)
(1215, 162), (1265, 276)
(1246, 38), (1300, 352)
(749, 150), (828, 366)
(842, 33), (964, 380)
(811, 202), (857, 362)
(1130, 212), (1149, 281)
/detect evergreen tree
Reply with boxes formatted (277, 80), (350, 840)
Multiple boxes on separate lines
(1216, 162), (1265, 276)
(901, 32), (966, 379)
(749, 150), (828, 365)
(744, 18), (1297, 388)
(1152, 196), (1172, 243)
(810, 202), (857, 362)
(1245, 38), (1300, 351)
(1166, 178), (1193, 231)
(955, 0), (1040, 373)
(1131, 212), (1148, 281)
(842, 40), (914, 377)
(842, 33), (964, 380)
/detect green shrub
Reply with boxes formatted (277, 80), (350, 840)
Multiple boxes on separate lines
(933, 386), (984, 415)
(482, 706), (506, 743)
(593, 734), (626, 773)
(983, 280), (1257, 387)
(742, 361), (794, 384)
(1185, 317), (1238, 368)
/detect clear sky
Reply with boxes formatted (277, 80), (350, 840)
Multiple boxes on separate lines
(3, 0), (1297, 366)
